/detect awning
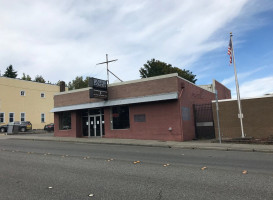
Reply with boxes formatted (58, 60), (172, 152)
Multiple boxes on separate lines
(51, 92), (178, 112)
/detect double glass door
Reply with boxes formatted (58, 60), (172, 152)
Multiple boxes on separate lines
(88, 115), (104, 137)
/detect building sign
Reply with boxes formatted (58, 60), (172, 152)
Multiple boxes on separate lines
(89, 77), (108, 99)
(89, 78), (107, 90)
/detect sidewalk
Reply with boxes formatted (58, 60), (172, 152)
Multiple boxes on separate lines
(1, 133), (273, 153)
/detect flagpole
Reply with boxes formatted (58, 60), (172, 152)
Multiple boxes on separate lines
(230, 32), (245, 138)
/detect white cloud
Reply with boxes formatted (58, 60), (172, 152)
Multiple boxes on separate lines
(0, 0), (272, 85)
(221, 67), (264, 85)
(238, 76), (273, 98)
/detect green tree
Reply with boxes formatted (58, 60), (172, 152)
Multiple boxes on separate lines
(68, 76), (90, 90)
(3, 65), (17, 78)
(21, 73), (32, 81)
(34, 75), (46, 83)
(139, 59), (197, 83)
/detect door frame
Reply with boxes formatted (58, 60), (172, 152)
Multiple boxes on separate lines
(88, 114), (103, 137)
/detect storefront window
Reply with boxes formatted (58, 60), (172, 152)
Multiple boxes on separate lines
(112, 106), (130, 129)
(59, 111), (71, 130)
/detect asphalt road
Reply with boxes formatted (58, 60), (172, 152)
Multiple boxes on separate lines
(0, 139), (272, 200)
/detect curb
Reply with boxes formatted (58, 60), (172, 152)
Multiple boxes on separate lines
(3, 136), (273, 153)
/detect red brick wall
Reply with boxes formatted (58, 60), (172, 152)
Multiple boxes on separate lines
(54, 111), (81, 137)
(54, 76), (178, 107)
(214, 80), (231, 100)
(104, 100), (183, 141)
(177, 78), (215, 141)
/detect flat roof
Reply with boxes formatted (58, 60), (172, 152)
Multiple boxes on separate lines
(212, 93), (273, 103)
(51, 92), (178, 112)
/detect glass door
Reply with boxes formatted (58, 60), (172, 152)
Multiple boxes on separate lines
(89, 116), (95, 136)
(88, 115), (103, 137)
(95, 116), (101, 137)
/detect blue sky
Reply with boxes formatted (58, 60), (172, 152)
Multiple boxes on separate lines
(0, 0), (272, 98)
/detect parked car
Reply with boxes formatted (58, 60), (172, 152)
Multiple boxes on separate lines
(0, 121), (32, 133)
(44, 123), (54, 132)
(21, 121), (32, 130)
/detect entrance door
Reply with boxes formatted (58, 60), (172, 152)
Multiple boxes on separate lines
(89, 115), (102, 137)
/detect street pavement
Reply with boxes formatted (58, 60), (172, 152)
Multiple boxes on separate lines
(0, 132), (273, 153)
(0, 139), (272, 200)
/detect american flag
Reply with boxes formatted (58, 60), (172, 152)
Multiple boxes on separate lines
(228, 38), (233, 64)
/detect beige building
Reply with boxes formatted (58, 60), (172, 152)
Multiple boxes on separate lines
(0, 76), (63, 129)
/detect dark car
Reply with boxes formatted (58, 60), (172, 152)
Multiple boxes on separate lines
(44, 123), (54, 132)
(0, 121), (31, 133)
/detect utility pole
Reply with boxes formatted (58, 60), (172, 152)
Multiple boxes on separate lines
(96, 54), (123, 84)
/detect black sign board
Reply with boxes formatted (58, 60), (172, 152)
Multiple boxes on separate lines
(89, 89), (108, 99)
(89, 77), (107, 90)
(89, 78), (108, 99)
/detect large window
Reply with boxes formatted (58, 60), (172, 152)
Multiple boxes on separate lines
(112, 106), (130, 129)
(59, 112), (71, 130)
(20, 113), (25, 122)
(9, 113), (14, 123)
(0, 113), (4, 123)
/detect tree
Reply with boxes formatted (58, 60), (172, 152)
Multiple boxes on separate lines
(21, 73), (32, 81)
(139, 59), (197, 84)
(3, 65), (17, 78)
(68, 76), (90, 90)
(34, 75), (46, 83)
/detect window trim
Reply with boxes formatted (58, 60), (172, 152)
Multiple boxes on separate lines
(20, 112), (26, 122)
(0, 112), (5, 123)
(41, 113), (45, 123)
(9, 112), (15, 123)
(20, 90), (25, 96)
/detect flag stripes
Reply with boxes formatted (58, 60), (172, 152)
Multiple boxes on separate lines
(228, 38), (232, 64)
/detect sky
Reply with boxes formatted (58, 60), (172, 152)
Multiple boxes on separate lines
(0, 0), (273, 98)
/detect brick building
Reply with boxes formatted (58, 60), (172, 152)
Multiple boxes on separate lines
(51, 73), (231, 141)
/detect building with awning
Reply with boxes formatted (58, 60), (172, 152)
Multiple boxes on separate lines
(52, 73), (231, 141)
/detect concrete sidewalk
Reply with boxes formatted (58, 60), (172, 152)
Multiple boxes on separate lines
(1, 133), (273, 153)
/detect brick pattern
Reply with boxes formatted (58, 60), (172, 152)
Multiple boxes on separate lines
(212, 97), (273, 139)
(54, 77), (178, 107)
(177, 78), (216, 141)
(104, 101), (182, 141)
(214, 80), (231, 100)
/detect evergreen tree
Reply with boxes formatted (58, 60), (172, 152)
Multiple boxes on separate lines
(3, 65), (17, 78)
